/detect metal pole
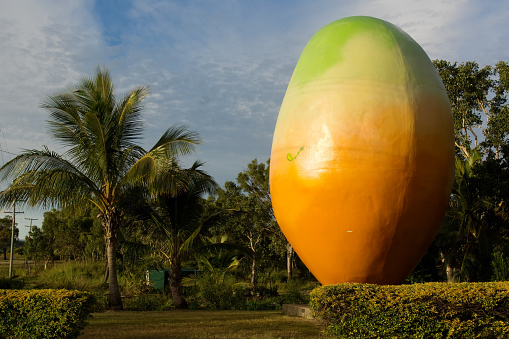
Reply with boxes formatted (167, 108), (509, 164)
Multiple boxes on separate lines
(8, 202), (15, 278)
(6, 201), (23, 279)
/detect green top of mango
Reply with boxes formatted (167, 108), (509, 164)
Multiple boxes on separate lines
(289, 16), (441, 90)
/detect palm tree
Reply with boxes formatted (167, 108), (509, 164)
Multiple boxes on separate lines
(149, 161), (217, 309)
(0, 67), (201, 309)
(438, 150), (492, 282)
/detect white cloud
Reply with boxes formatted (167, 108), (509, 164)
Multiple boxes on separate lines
(345, 0), (509, 65)
(0, 0), (104, 153)
(333, 0), (468, 60)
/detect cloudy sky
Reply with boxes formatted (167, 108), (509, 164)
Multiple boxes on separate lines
(1, 0), (508, 236)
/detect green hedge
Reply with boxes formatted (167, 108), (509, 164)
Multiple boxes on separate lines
(309, 282), (509, 338)
(0, 289), (96, 339)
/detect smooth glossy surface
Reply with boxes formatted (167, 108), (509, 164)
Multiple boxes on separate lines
(270, 16), (454, 285)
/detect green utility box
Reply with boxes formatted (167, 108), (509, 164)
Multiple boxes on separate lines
(146, 268), (201, 290)
(146, 269), (169, 290)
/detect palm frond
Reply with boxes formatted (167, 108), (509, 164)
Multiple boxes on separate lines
(149, 125), (201, 157)
(181, 160), (218, 195)
(120, 126), (204, 196)
(1, 170), (98, 210)
(122, 154), (157, 185)
(113, 145), (149, 186)
(82, 111), (109, 180)
(43, 93), (90, 150)
(179, 224), (203, 254)
(114, 86), (149, 148)
(0, 148), (102, 210)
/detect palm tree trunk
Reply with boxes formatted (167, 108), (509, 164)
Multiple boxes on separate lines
(101, 209), (123, 310)
(106, 234), (123, 309)
(169, 259), (188, 309)
(103, 257), (109, 283)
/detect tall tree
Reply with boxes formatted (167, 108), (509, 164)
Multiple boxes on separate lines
(24, 226), (54, 269)
(236, 159), (294, 280)
(213, 174), (276, 287)
(436, 151), (489, 282)
(433, 60), (492, 158)
(148, 162), (217, 309)
(483, 61), (509, 159)
(430, 60), (509, 283)
(40, 206), (98, 261)
(0, 67), (200, 309)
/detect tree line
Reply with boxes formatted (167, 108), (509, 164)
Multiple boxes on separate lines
(419, 60), (509, 283)
(1, 61), (509, 311)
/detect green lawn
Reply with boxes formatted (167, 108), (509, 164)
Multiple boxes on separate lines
(80, 310), (325, 338)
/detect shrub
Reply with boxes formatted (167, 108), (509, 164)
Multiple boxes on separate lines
(252, 285), (279, 298)
(310, 282), (509, 338)
(182, 271), (317, 310)
(279, 279), (310, 304)
(0, 289), (96, 339)
(198, 273), (245, 310)
(492, 251), (509, 281)
(118, 274), (153, 297)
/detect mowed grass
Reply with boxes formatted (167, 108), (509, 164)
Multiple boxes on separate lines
(80, 310), (325, 338)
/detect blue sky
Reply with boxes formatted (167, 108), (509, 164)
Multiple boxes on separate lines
(1, 0), (508, 237)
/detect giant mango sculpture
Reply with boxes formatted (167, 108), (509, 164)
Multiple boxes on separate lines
(270, 16), (455, 285)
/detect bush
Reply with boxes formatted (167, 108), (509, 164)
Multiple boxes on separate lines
(310, 282), (509, 338)
(182, 271), (316, 310)
(279, 279), (310, 304)
(492, 251), (509, 281)
(0, 289), (96, 339)
(197, 273), (245, 310)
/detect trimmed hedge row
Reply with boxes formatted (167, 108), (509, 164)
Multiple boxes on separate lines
(309, 282), (509, 338)
(0, 289), (96, 339)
